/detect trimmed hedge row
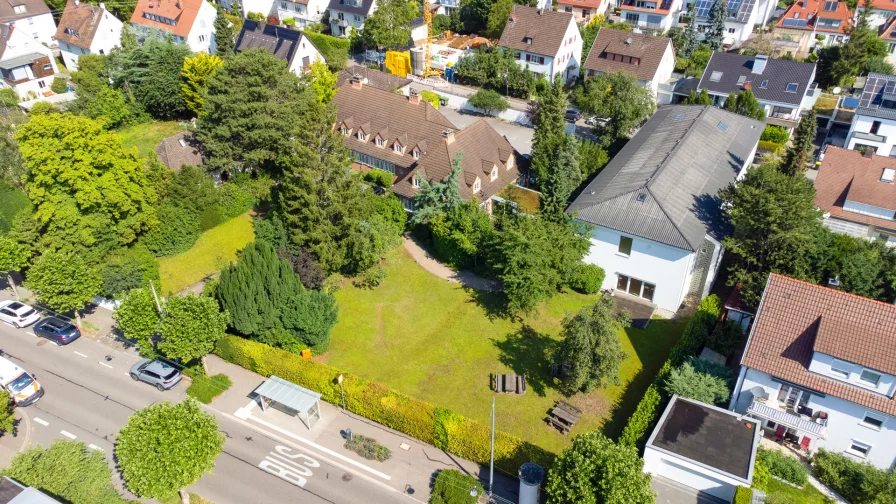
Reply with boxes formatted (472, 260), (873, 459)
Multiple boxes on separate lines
(812, 449), (896, 504)
(619, 295), (722, 448)
(758, 140), (785, 153)
(215, 335), (555, 473)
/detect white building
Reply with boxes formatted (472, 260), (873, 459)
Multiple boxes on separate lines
(620, 0), (684, 32)
(730, 274), (896, 470)
(0, 23), (58, 100)
(684, 0), (778, 47)
(55, 0), (123, 71)
(644, 396), (761, 502)
(234, 20), (325, 75)
(845, 73), (896, 156)
(498, 5), (582, 82)
(694, 53), (818, 130)
(0, 0), (56, 48)
(129, 0), (218, 53)
(558, 0), (611, 22)
(582, 27), (675, 102)
(567, 105), (762, 313)
(240, 0), (328, 28)
(327, 0), (375, 37)
(855, 0), (893, 28)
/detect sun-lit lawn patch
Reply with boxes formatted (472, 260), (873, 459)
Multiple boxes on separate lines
(118, 120), (188, 161)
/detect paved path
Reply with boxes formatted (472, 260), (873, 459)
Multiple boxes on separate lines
(402, 236), (502, 292)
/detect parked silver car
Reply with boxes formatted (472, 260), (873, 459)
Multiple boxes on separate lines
(129, 359), (182, 391)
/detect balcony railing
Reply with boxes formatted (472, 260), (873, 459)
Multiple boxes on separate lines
(851, 131), (887, 144)
(747, 399), (827, 438)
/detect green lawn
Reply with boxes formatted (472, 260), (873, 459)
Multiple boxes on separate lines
(157, 213), (255, 294)
(118, 120), (187, 161)
(323, 246), (687, 453)
(764, 479), (831, 504)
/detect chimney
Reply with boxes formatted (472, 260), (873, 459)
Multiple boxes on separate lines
(350, 74), (363, 88)
(744, 82), (752, 89)
(74, 0), (79, 5)
(537, 7), (543, 14)
(625, 36), (632, 45)
(99, 2), (105, 9)
(752, 55), (769, 75)
(863, 147), (874, 158)
(443, 128), (455, 145)
(827, 276), (840, 290)
(408, 89), (421, 104)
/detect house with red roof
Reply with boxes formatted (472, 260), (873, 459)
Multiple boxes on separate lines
(620, 0), (682, 32)
(856, 0), (896, 28)
(730, 273), (896, 470)
(772, 0), (851, 59)
(130, 0), (218, 53)
(558, 0), (610, 22)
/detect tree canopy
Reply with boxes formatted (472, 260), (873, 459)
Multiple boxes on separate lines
(722, 89), (766, 121)
(214, 6), (235, 56)
(530, 75), (568, 185)
(411, 154), (464, 226)
(181, 52), (223, 116)
(705, 0), (728, 51)
(467, 88), (509, 116)
(452, 48), (537, 98)
(555, 296), (629, 395)
(664, 360), (731, 405)
(578, 71), (655, 142)
(25, 250), (102, 325)
(817, 8), (887, 88)
(485, 0), (513, 39)
(780, 109), (817, 177)
(158, 293), (230, 364)
(114, 288), (160, 355)
(112, 37), (193, 119)
(116, 399), (224, 499)
(361, 0), (419, 50)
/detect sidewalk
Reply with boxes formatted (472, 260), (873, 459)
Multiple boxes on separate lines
(206, 355), (521, 504)
(402, 237), (502, 293)
(0, 282), (118, 341)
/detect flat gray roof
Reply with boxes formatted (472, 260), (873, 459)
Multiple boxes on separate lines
(254, 376), (321, 413)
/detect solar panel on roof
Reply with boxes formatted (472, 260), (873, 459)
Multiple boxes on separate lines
(735, 0), (756, 21)
(727, 0), (741, 17)
(693, 0), (713, 17)
(823, 0), (838, 10)
(781, 18), (809, 27)
(885, 81), (896, 93)
(717, 121), (729, 131)
(842, 97), (859, 108)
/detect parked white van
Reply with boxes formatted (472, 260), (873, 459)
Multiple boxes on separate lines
(0, 356), (43, 406)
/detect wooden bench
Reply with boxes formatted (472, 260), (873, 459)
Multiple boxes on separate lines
(492, 373), (527, 395)
(548, 400), (582, 435)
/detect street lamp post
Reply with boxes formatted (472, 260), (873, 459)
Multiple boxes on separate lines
(337, 374), (346, 410)
(489, 395), (495, 497)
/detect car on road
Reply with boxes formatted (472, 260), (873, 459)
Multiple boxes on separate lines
(33, 318), (81, 345)
(0, 355), (43, 406)
(565, 109), (581, 122)
(130, 359), (182, 391)
(0, 301), (40, 328)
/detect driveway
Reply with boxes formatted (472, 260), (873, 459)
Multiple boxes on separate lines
(651, 476), (729, 504)
(439, 107), (535, 155)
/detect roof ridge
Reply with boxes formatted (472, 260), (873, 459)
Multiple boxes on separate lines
(769, 273), (896, 312)
(645, 185), (694, 250)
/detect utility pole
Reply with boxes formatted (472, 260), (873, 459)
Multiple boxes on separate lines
(489, 395), (495, 498)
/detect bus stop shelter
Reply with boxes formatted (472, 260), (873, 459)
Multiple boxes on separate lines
(253, 376), (322, 430)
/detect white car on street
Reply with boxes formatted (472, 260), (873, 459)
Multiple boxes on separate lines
(0, 301), (41, 328)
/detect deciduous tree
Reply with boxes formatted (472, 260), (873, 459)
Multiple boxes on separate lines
(485, 0), (513, 39)
(579, 71), (655, 142)
(158, 293), (230, 369)
(467, 88), (509, 116)
(780, 109), (817, 177)
(578, 138), (609, 177)
(181, 52), (223, 115)
(546, 431), (654, 504)
(0, 235), (29, 298)
(309, 60), (337, 104)
(114, 288), (160, 354)
(360, 0), (419, 50)
(25, 251), (101, 326)
(555, 296), (629, 395)
(116, 399), (224, 499)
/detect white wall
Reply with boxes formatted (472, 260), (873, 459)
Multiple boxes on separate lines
(512, 50), (555, 78)
(732, 367), (896, 470)
(88, 11), (123, 58)
(287, 34), (325, 74)
(808, 352), (896, 398)
(242, 0), (275, 17)
(847, 113), (896, 156)
(582, 224), (695, 312)
(188, 0), (217, 53)
(555, 16), (582, 81)
(9, 13), (57, 48)
(0, 27), (57, 100)
(643, 447), (743, 501)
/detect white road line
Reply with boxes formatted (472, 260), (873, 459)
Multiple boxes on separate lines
(124, 373), (130, 377)
(60, 430), (77, 440)
(33, 417), (48, 426)
(26, 332), (36, 337)
(73, 351), (88, 358)
(88, 444), (103, 451)
(98, 362), (113, 369)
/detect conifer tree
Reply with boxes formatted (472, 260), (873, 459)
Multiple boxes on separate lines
(705, 0), (728, 51)
(540, 136), (582, 222)
(780, 109), (817, 177)
(682, 9), (699, 58)
(214, 7), (235, 56)
(531, 74), (568, 184)
(410, 154), (464, 226)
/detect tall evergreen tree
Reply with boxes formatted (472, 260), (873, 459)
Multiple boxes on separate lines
(722, 89), (766, 121)
(540, 136), (582, 222)
(410, 154), (464, 226)
(530, 74), (568, 185)
(682, 9), (699, 57)
(705, 0), (728, 51)
(214, 7), (235, 56)
(683, 88), (712, 105)
(780, 109), (817, 177)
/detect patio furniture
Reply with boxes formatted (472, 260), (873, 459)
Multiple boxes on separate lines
(800, 436), (811, 453)
(773, 425), (786, 443)
(492, 373), (526, 395)
(548, 400), (582, 435)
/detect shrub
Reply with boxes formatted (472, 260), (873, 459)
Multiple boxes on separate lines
(100, 244), (161, 298)
(51, 76), (68, 94)
(218, 182), (257, 219)
(362, 169), (394, 188)
(760, 125), (790, 144)
(199, 205), (225, 231)
(247, 11), (265, 20)
(344, 434), (391, 462)
(734, 486), (752, 504)
(569, 263), (605, 294)
(758, 140), (785, 153)
(29, 101), (60, 115)
(758, 447), (808, 487)
(620, 295), (721, 447)
(430, 469), (484, 504)
(186, 373), (233, 404)
(0, 185), (29, 234)
(266, 14), (280, 25)
(753, 457), (770, 491)
(282, 17), (296, 26)
(421, 90), (441, 109)
(304, 32), (350, 71)
(214, 335), (555, 473)
(663, 361), (730, 405)
(706, 319), (742, 357)
(141, 204), (201, 256)
(0, 88), (17, 107)
(812, 449), (896, 504)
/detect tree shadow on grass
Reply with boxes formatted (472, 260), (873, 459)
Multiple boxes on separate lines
(492, 325), (558, 398)
(600, 317), (686, 440)
(463, 287), (519, 323)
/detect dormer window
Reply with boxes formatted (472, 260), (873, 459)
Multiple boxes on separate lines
(178, 138), (187, 147)
(507, 156), (513, 168)
(490, 167), (498, 180)
(358, 131), (366, 141)
(473, 179), (481, 192)
(523, 37), (532, 44)
(413, 176), (421, 188)
(13, 4), (25, 13)
(859, 369), (882, 387)
(341, 126), (349, 136)
(64, 27), (79, 37)
(830, 359), (850, 379)
(375, 137), (384, 147)
(412, 149), (420, 159)
(393, 143), (402, 153)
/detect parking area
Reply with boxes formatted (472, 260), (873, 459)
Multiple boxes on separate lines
(439, 107), (535, 155)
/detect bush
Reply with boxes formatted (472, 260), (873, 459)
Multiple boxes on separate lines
(663, 361), (730, 405)
(247, 11), (265, 20)
(344, 434), (391, 462)
(734, 486), (752, 504)
(758, 447), (808, 487)
(0, 185), (29, 234)
(304, 32), (350, 71)
(214, 335), (555, 473)
(218, 181), (257, 219)
(51, 76), (68, 94)
(0, 88), (18, 107)
(100, 244), (161, 298)
(29, 101), (60, 115)
(758, 140), (785, 153)
(282, 17), (295, 26)
(430, 469), (484, 504)
(421, 90), (441, 109)
(619, 295), (721, 447)
(141, 204), (201, 256)
(362, 169), (394, 188)
(706, 319), (742, 357)
(569, 263), (605, 294)
(760, 125), (790, 144)
(266, 14), (280, 25)
(199, 205), (224, 231)
(186, 373), (233, 404)
(812, 449), (896, 504)
(753, 457), (770, 491)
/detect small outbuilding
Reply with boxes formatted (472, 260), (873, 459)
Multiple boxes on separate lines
(643, 395), (761, 503)
(253, 375), (322, 430)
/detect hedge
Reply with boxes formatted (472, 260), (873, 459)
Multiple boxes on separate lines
(758, 140), (785, 153)
(304, 32), (350, 71)
(430, 469), (483, 504)
(619, 295), (722, 448)
(421, 90), (441, 109)
(758, 447), (808, 487)
(812, 449), (896, 504)
(760, 125), (790, 144)
(733, 486), (752, 504)
(215, 335), (555, 473)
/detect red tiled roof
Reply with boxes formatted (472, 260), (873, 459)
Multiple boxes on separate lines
(557, 0), (604, 8)
(776, 0), (852, 33)
(741, 274), (896, 416)
(583, 27), (672, 81)
(858, 0), (896, 9)
(725, 285), (754, 314)
(813, 146), (896, 232)
(130, 0), (204, 38)
(880, 17), (896, 41)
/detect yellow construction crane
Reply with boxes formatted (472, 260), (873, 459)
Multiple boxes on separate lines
(422, 0), (440, 77)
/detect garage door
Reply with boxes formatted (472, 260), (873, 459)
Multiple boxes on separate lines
(657, 458), (734, 502)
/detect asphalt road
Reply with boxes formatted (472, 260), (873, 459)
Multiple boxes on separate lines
(0, 320), (412, 504)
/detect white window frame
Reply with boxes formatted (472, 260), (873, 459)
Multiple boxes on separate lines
(829, 359), (850, 380)
(859, 369), (882, 388)
(358, 132), (366, 141)
(341, 127), (349, 136)
(393, 143), (401, 153)
(412, 176), (421, 188)
(412, 149), (419, 159)
(473, 180), (480, 191)
(617, 236), (633, 257)
(860, 411), (885, 431)
(375, 137), (384, 147)
(846, 439), (872, 459)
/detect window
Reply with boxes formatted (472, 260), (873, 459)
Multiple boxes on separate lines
(860, 369), (882, 387)
(625, 12), (639, 23)
(13, 4), (25, 13)
(393, 143), (402, 153)
(341, 127), (349, 136)
(618, 236), (633, 256)
(728, 27), (735, 33)
(473, 180), (480, 191)
(830, 359), (850, 379)
(198, 34), (207, 42)
(523, 37), (532, 44)
(32, 32), (37, 39)
(871, 120), (882, 134)
(38, 80), (46, 88)
(358, 132), (366, 141)
(717, 121), (729, 131)
(491, 168), (497, 179)
(412, 149), (420, 159)
(352, 150), (395, 173)
(710, 71), (723, 82)
(737, 75), (746, 86)
(847, 440), (871, 458)
(759, 79), (768, 88)
(776, 384), (810, 411)
(785, 82), (799, 92)
(281, 1), (287, 7)
(375, 137), (384, 147)
(861, 412), (885, 430)
(412, 176), (421, 188)
(616, 274), (656, 301)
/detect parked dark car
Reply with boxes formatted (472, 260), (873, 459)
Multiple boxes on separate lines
(33, 318), (81, 345)
(565, 109), (581, 122)
(129, 359), (182, 391)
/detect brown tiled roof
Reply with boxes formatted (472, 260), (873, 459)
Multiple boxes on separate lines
(813, 146), (896, 232)
(583, 27), (672, 81)
(155, 131), (203, 170)
(499, 5), (575, 57)
(725, 285), (754, 314)
(776, 0), (851, 34)
(0, 0), (50, 22)
(880, 17), (896, 41)
(336, 65), (412, 93)
(557, 0), (604, 8)
(55, 0), (106, 49)
(130, 0), (204, 38)
(741, 274), (896, 415)
(333, 82), (518, 203)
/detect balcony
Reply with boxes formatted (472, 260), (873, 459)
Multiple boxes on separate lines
(747, 399), (827, 439)
(850, 131), (887, 144)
